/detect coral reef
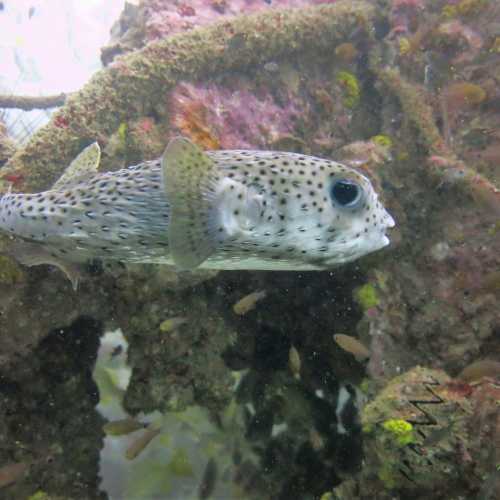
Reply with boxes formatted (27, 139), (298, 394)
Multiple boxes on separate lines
(337, 366), (500, 499)
(0, 0), (376, 193)
(101, 0), (360, 63)
(0, 120), (16, 167)
(169, 81), (300, 149)
(0, 0), (499, 498)
(0, 318), (106, 500)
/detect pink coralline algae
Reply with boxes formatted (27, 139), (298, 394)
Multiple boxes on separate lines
(169, 81), (300, 149)
(144, 0), (338, 40)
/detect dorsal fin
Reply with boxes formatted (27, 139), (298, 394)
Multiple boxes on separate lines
(53, 142), (101, 190)
(161, 137), (221, 270)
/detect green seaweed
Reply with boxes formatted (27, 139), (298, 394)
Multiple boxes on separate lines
(336, 71), (360, 108)
(382, 419), (415, 446)
(0, 255), (24, 284)
(371, 134), (393, 149)
(354, 283), (379, 310)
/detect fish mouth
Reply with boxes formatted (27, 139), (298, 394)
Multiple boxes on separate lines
(384, 211), (396, 229)
(379, 210), (395, 248)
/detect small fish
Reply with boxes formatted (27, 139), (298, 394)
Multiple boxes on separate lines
(0, 137), (394, 287)
(288, 345), (301, 379)
(232, 290), (267, 315)
(159, 316), (188, 333)
(335, 42), (358, 62)
(333, 334), (370, 362)
(125, 426), (161, 460)
(0, 462), (28, 489)
(457, 360), (500, 383)
(198, 457), (218, 499)
(103, 418), (147, 436)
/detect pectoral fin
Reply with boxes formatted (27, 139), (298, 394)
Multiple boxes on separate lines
(161, 137), (221, 270)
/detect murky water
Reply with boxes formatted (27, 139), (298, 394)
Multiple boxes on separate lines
(0, 1), (499, 499)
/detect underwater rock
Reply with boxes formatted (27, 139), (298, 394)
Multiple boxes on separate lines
(0, 266), (112, 369)
(0, 317), (106, 499)
(0, 1), (498, 498)
(115, 274), (238, 414)
(169, 81), (300, 149)
(336, 366), (500, 499)
(0, 120), (16, 167)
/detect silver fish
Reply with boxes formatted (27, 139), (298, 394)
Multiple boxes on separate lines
(0, 137), (394, 287)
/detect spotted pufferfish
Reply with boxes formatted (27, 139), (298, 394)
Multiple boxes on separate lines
(0, 137), (395, 288)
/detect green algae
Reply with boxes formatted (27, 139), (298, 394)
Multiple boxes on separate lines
(371, 134), (393, 149)
(336, 71), (360, 108)
(382, 419), (415, 446)
(442, 0), (490, 18)
(27, 492), (49, 500)
(0, 255), (24, 285)
(354, 283), (379, 310)
(117, 122), (128, 143)
(374, 67), (444, 153)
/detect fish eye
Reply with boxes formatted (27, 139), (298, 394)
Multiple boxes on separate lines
(330, 179), (363, 208)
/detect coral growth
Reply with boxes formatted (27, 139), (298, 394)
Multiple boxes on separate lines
(341, 366), (500, 498)
(143, 0), (350, 42)
(169, 81), (300, 149)
(336, 71), (361, 108)
(0, 0), (499, 498)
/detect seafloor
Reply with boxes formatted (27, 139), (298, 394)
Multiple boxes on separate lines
(0, 1), (499, 499)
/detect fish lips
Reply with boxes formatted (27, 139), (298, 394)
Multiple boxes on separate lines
(380, 210), (396, 247)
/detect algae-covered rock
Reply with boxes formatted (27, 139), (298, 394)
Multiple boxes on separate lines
(0, 318), (106, 500)
(0, 255), (25, 285)
(335, 366), (500, 499)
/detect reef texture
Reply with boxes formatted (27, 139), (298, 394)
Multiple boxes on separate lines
(0, 318), (106, 500)
(0, 0), (499, 499)
(338, 366), (500, 499)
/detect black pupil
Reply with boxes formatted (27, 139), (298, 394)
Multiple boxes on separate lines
(332, 180), (359, 206)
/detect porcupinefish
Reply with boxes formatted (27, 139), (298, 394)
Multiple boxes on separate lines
(0, 137), (394, 288)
